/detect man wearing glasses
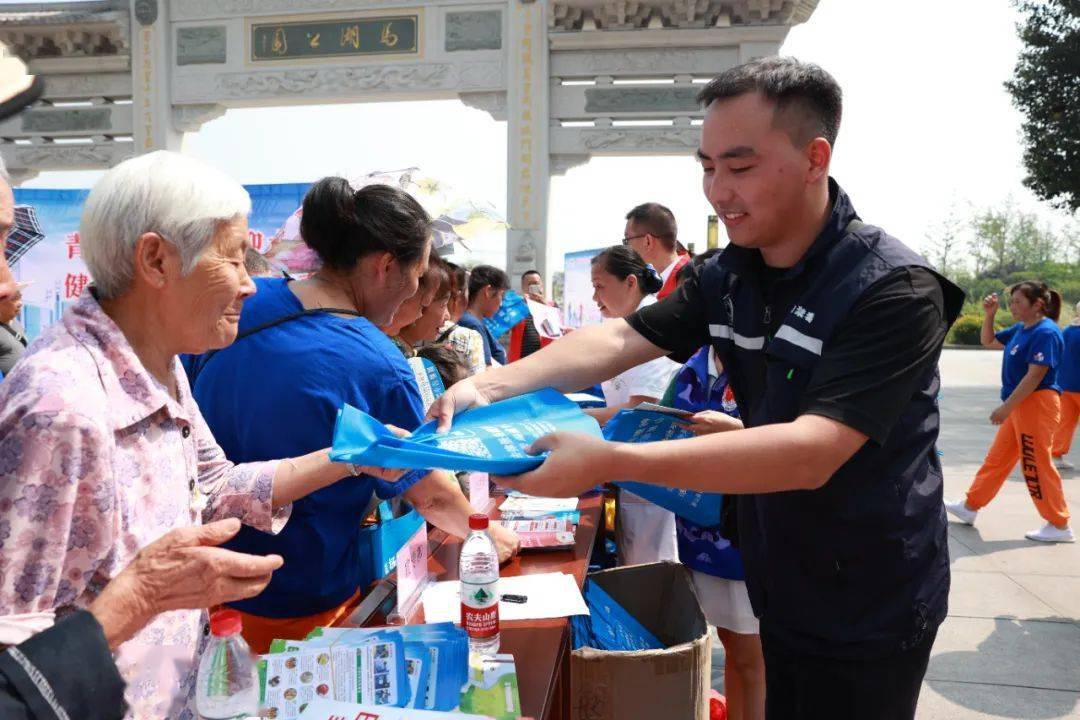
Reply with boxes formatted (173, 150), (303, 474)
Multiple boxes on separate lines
(623, 202), (689, 300)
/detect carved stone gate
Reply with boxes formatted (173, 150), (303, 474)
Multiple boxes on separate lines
(0, 0), (817, 278)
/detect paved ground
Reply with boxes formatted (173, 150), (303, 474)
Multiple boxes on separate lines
(710, 348), (1080, 718)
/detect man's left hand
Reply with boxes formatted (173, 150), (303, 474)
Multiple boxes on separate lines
(494, 432), (617, 497)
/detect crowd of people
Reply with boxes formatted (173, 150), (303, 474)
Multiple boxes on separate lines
(0, 55), (1076, 720)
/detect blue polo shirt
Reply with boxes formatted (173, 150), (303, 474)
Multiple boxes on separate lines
(1060, 326), (1080, 393)
(188, 277), (426, 618)
(996, 318), (1064, 401)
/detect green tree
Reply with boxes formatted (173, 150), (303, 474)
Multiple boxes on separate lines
(969, 206), (1016, 278)
(1005, 0), (1080, 212)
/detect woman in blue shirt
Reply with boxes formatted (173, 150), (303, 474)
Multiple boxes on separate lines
(458, 265), (509, 366)
(188, 178), (518, 651)
(946, 282), (1073, 543)
(1052, 301), (1080, 470)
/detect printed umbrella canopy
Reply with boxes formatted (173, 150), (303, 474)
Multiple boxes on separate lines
(264, 168), (507, 275)
(4, 205), (46, 265)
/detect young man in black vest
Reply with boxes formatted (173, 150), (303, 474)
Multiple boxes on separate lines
(430, 57), (963, 719)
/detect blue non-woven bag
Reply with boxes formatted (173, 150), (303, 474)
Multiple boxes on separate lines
(485, 290), (530, 337)
(357, 501), (426, 588)
(571, 579), (664, 652)
(331, 387), (602, 474)
(603, 408), (724, 526)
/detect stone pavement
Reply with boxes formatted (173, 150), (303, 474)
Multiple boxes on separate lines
(710, 349), (1080, 718)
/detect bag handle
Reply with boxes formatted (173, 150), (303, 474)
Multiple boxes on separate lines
(190, 307), (363, 385)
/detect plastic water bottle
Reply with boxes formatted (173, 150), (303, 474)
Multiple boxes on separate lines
(460, 513), (500, 657)
(196, 609), (259, 720)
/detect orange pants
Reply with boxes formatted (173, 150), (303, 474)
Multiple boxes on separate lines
(1052, 391), (1080, 458)
(966, 390), (1070, 527)
(233, 588), (363, 654)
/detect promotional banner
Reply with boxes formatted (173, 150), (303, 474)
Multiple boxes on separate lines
(561, 248), (604, 329)
(10, 183), (311, 341)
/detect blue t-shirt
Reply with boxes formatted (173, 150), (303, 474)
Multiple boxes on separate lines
(187, 277), (427, 618)
(458, 311), (507, 365)
(996, 318), (1064, 401)
(1059, 325), (1080, 393)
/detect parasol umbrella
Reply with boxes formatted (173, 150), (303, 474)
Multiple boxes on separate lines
(4, 205), (45, 265)
(264, 168), (507, 275)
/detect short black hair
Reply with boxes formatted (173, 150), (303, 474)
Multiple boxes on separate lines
(300, 177), (431, 271)
(625, 203), (678, 251)
(468, 264), (509, 300)
(521, 269), (541, 283)
(697, 56), (842, 147)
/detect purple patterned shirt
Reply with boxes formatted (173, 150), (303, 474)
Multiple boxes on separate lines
(0, 293), (291, 719)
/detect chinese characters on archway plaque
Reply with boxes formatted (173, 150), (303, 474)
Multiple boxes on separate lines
(251, 16), (418, 61)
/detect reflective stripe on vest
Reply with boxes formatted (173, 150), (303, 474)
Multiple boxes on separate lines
(773, 324), (824, 355)
(708, 324), (765, 350)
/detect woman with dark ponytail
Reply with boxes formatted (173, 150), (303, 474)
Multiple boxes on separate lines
(188, 177), (519, 651)
(590, 246), (681, 565)
(946, 281), (1073, 542)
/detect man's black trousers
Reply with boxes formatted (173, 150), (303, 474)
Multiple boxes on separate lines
(761, 627), (938, 720)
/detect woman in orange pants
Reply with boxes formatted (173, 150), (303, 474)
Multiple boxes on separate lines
(946, 282), (1073, 542)
(1051, 302), (1080, 470)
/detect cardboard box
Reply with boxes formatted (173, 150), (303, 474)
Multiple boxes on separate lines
(571, 562), (712, 720)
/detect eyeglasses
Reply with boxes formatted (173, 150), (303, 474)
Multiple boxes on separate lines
(621, 233), (648, 246)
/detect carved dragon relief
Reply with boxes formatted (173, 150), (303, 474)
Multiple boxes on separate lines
(550, 0), (819, 31)
(580, 127), (699, 151)
(10, 142), (134, 168)
(171, 0), (489, 22)
(176, 63), (457, 101)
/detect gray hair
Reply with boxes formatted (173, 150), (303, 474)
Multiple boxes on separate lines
(80, 150), (250, 299)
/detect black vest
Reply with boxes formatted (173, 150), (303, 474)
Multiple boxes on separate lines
(701, 201), (964, 659)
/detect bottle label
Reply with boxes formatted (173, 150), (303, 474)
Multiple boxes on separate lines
(460, 579), (499, 639)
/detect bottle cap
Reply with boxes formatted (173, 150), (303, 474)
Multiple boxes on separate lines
(209, 608), (243, 637)
(468, 514), (489, 531)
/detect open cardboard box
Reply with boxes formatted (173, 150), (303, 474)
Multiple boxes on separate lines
(571, 561), (712, 720)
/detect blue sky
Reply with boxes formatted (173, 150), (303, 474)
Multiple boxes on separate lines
(17, 0), (1065, 270)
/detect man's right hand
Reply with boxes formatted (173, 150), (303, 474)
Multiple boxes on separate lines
(426, 377), (492, 432)
(89, 519), (283, 650)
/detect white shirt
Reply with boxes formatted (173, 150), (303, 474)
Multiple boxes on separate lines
(659, 257), (682, 286)
(601, 295), (680, 407)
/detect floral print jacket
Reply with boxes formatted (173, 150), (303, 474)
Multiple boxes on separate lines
(0, 293), (291, 719)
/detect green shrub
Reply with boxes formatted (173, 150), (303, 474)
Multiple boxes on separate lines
(949, 315), (984, 345)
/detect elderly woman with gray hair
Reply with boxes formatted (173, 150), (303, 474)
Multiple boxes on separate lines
(0, 151), (383, 720)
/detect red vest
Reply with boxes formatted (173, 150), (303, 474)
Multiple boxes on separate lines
(657, 255), (691, 300)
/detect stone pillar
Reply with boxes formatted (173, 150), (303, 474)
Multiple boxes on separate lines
(505, 0), (550, 286)
(131, 0), (181, 153)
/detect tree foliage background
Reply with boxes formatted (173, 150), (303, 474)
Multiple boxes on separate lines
(1005, 0), (1080, 212)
